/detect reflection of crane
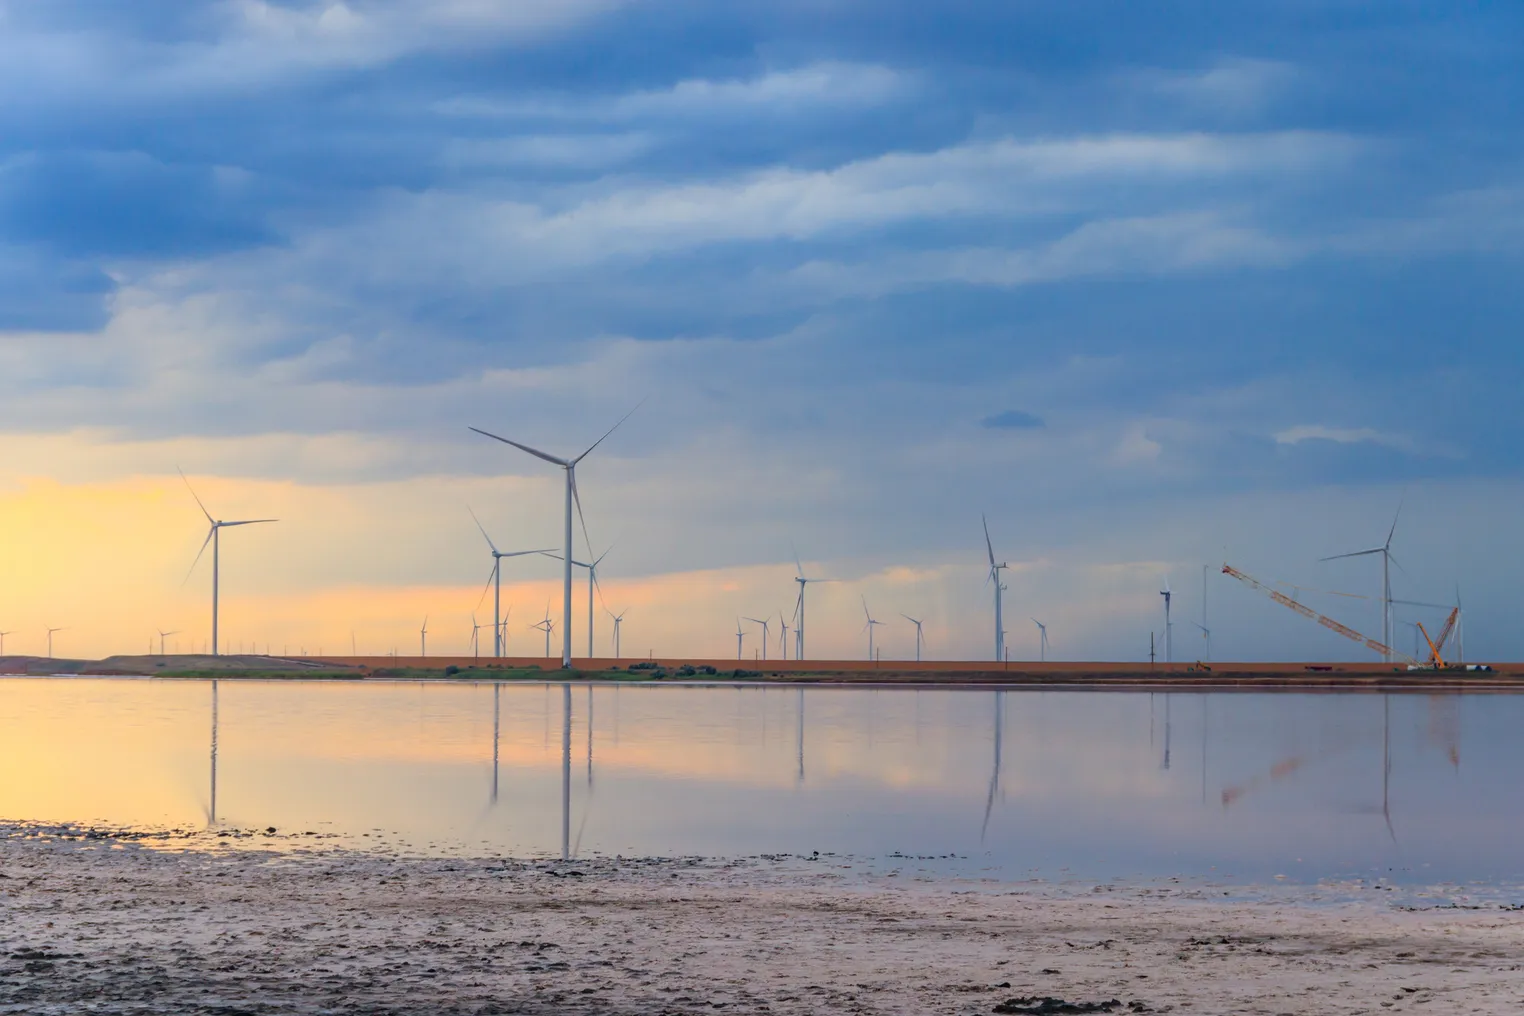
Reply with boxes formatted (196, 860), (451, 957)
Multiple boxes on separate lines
(1416, 608), (1460, 669)
(1221, 564), (1415, 664)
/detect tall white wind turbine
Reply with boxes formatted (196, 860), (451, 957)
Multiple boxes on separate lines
(735, 618), (746, 660)
(792, 550), (835, 661)
(471, 405), (639, 669)
(533, 603), (555, 658)
(861, 596), (884, 661)
(180, 470), (277, 657)
(1320, 503), (1403, 662)
(539, 547), (613, 660)
(419, 616), (428, 658)
(778, 612), (791, 661)
(1031, 618), (1048, 662)
(744, 617), (771, 660)
(1160, 577), (1173, 664)
(982, 516), (1009, 663)
(0, 631), (11, 655)
(900, 614), (924, 662)
(468, 507), (553, 658)
(46, 626), (65, 659)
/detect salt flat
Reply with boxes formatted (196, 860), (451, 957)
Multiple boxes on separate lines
(1, 826), (1520, 1015)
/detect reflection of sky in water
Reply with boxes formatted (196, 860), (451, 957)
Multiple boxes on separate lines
(0, 679), (1518, 885)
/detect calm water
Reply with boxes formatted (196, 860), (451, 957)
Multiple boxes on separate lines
(1, 678), (1519, 887)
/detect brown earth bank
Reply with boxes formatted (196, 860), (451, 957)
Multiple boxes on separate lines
(2, 826), (1522, 1015)
(3, 654), (1523, 693)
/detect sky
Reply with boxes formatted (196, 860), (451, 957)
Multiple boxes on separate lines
(1, 1), (1522, 663)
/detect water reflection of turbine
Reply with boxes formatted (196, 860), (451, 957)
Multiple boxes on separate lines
(1200, 696), (1208, 805)
(796, 687), (805, 785)
(208, 680), (219, 826)
(981, 690), (1004, 841)
(561, 683), (571, 861)
(572, 685), (597, 856)
(491, 683), (500, 805)
(1382, 695), (1396, 843)
(1160, 694), (1172, 771)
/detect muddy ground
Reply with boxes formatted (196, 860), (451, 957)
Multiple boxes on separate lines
(2, 826), (1521, 1015)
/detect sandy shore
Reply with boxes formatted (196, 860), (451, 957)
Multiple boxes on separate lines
(2, 827), (1521, 1015)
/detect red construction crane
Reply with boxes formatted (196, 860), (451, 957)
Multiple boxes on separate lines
(1221, 563), (1417, 665)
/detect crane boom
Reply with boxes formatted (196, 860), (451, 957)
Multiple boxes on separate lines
(1433, 606), (1459, 653)
(1222, 563), (1416, 664)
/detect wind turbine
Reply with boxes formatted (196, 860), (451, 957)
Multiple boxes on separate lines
(735, 618), (746, 660)
(792, 549), (835, 661)
(1191, 621), (1211, 662)
(607, 607), (627, 658)
(982, 516), (1009, 663)
(419, 616), (429, 658)
(1159, 577), (1173, 664)
(778, 611), (791, 661)
(470, 614), (485, 659)
(180, 469), (277, 657)
(901, 614), (924, 662)
(861, 597), (884, 661)
(157, 629), (180, 656)
(45, 626), (65, 659)
(0, 631), (11, 655)
(1031, 618), (1048, 662)
(744, 617), (770, 660)
(1320, 502), (1402, 662)
(468, 507), (554, 657)
(470, 404), (640, 669)
(533, 605), (555, 659)
(539, 547), (612, 660)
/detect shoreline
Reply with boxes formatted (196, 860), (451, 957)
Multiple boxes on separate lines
(3, 827), (1521, 1015)
(2, 654), (1522, 694)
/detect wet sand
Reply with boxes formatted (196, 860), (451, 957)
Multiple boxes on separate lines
(3, 826), (1522, 1015)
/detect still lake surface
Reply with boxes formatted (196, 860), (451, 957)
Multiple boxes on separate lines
(1, 678), (1519, 887)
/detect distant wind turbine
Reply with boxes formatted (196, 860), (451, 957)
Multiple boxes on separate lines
(532, 603), (555, 658)
(778, 612), (791, 660)
(419, 616), (429, 658)
(1320, 501), (1403, 662)
(468, 507), (552, 657)
(744, 616), (771, 661)
(179, 468), (276, 657)
(46, 626), (65, 659)
(157, 629), (180, 656)
(735, 618), (746, 661)
(539, 547), (613, 661)
(0, 631), (11, 655)
(1031, 618), (1049, 662)
(470, 614), (485, 659)
(470, 404), (641, 669)
(792, 548), (836, 660)
(982, 516), (1009, 663)
(607, 607), (627, 658)
(1159, 577), (1173, 664)
(900, 614), (924, 662)
(861, 596), (884, 661)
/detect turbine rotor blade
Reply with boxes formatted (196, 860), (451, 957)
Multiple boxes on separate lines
(982, 514), (996, 567)
(1318, 547), (1384, 562)
(220, 519), (278, 526)
(467, 505), (501, 554)
(573, 399), (646, 465)
(469, 427), (569, 467)
(177, 467), (215, 525)
(183, 525), (216, 585)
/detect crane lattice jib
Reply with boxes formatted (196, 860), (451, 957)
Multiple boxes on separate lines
(1221, 563), (1415, 664)
(1434, 607), (1459, 652)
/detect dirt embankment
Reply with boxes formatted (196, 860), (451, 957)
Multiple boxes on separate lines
(2, 826), (1522, 1015)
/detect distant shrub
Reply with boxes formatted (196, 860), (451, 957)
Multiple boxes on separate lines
(732, 668), (761, 679)
(676, 665), (696, 677)
(628, 661), (660, 671)
(444, 665), (460, 676)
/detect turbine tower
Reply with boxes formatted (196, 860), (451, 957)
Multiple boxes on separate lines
(778, 612), (791, 661)
(1160, 578), (1173, 664)
(744, 617), (771, 661)
(539, 547), (612, 660)
(1031, 618), (1048, 662)
(470, 614), (485, 658)
(735, 618), (745, 661)
(861, 596), (884, 661)
(900, 614), (924, 662)
(419, 616), (428, 658)
(1320, 503), (1403, 662)
(470, 404), (639, 669)
(180, 469), (277, 657)
(533, 604), (555, 658)
(0, 631), (11, 655)
(45, 626), (65, 659)
(468, 506), (552, 657)
(982, 516), (1009, 663)
(157, 629), (180, 656)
